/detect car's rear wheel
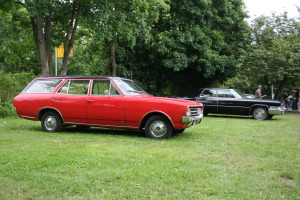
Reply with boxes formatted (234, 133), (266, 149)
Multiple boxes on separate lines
(252, 107), (269, 120)
(145, 115), (173, 139)
(41, 111), (63, 132)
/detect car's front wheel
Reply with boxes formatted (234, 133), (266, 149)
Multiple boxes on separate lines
(252, 107), (269, 120)
(41, 111), (63, 132)
(145, 115), (173, 139)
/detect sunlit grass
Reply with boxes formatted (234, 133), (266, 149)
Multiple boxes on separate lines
(0, 113), (299, 199)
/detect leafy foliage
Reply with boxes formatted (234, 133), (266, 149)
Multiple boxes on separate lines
(0, 101), (15, 118)
(120, 0), (249, 96)
(241, 13), (300, 99)
(0, 71), (35, 102)
(0, 6), (39, 74)
(0, 71), (35, 117)
(87, 0), (170, 76)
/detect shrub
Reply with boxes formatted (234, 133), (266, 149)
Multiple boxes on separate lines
(0, 71), (36, 117)
(0, 101), (15, 118)
(0, 71), (36, 102)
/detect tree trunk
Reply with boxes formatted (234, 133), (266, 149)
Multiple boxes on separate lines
(31, 8), (52, 76)
(45, 8), (52, 76)
(274, 76), (288, 100)
(109, 42), (117, 76)
(34, 11), (49, 76)
(60, 0), (81, 76)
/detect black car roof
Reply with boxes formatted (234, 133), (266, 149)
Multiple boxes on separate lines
(199, 88), (233, 90)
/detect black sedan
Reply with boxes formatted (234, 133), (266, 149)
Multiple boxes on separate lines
(180, 88), (284, 120)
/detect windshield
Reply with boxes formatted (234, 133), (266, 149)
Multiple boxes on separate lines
(232, 89), (247, 98)
(113, 79), (149, 95)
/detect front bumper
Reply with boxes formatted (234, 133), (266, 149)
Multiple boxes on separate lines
(269, 106), (285, 115)
(182, 114), (203, 127)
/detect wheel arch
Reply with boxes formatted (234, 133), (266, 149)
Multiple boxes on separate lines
(139, 111), (174, 130)
(249, 104), (269, 115)
(38, 107), (64, 123)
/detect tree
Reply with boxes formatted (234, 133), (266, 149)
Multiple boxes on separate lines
(0, 3), (39, 74)
(241, 13), (300, 99)
(90, 0), (169, 76)
(3, 0), (97, 76)
(121, 0), (249, 95)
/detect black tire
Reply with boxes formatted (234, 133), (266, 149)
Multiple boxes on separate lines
(252, 107), (269, 120)
(268, 115), (274, 119)
(41, 111), (63, 132)
(145, 115), (173, 139)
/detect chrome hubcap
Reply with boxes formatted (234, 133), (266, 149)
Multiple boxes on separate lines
(45, 116), (57, 130)
(255, 109), (266, 120)
(150, 120), (167, 137)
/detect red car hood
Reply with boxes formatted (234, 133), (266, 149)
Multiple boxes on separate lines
(126, 95), (202, 106)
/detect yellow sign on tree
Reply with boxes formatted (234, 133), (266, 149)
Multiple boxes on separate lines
(57, 44), (74, 58)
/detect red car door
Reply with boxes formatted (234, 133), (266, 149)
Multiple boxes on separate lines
(86, 79), (125, 127)
(52, 79), (90, 124)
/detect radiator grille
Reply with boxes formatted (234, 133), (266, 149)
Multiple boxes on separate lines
(189, 107), (200, 116)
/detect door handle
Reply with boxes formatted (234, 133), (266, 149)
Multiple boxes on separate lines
(86, 100), (95, 102)
(53, 98), (61, 101)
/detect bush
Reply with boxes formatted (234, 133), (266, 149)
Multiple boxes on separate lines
(0, 71), (36, 102)
(0, 101), (15, 118)
(0, 71), (36, 117)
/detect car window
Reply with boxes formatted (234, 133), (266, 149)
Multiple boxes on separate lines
(232, 89), (246, 98)
(114, 79), (148, 95)
(92, 80), (120, 96)
(200, 89), (217, 97)
(218, 90), (235, 98)
(24, 80), (62, 93)
(58, 80), (90, 95)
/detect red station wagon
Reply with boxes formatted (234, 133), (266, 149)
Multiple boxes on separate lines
(14, 76), (204, 139)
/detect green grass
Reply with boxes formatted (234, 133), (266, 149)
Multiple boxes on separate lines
(0, 113), (299, 200)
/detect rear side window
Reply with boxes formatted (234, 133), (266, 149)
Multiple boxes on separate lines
(200, 89), (217, 97)
(24, 80), (62, 93)
(58, 79), (90, 95)
(218, 90), (235, 98)
(91, 80), (120, 96)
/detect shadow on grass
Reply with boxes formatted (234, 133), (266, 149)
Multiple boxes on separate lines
(205, 114), (252, 120)
(62, 126), (146, 139)
(205, 114), (282, 121)
(31, 124), (184, 139)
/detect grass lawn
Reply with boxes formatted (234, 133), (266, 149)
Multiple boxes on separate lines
(0, 112), (299, 200)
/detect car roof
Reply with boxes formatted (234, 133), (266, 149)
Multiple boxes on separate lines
(35, 75), (130, 80)
(38, 75), (112, 79)
(199, 88), (233, 90)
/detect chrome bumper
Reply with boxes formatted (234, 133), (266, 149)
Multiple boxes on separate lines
(269, 106), (285, 115)
(182, 114), (203, 127)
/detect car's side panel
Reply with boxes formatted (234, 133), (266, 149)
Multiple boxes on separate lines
(217, 98), (250, 115)
(51, 94), (87, 124)
(86, 96), (125, 126)
(123, 96), (190, 130)
(197, 97), (218, 114)
(14, 94), (53, 120)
